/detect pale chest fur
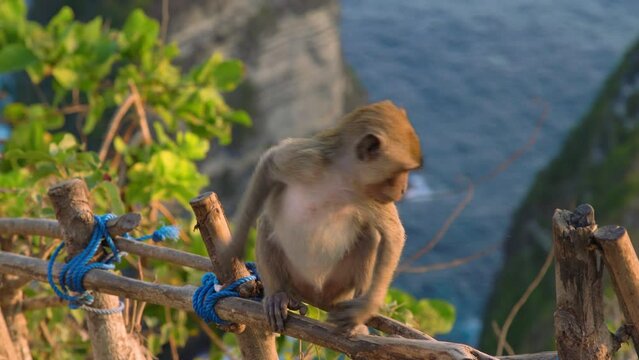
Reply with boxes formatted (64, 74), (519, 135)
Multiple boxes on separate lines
(272, 177), (362, 290)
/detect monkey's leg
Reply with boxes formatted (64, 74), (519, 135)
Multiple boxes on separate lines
(326, 226), (381, 335)
(255, 218), (307, 333)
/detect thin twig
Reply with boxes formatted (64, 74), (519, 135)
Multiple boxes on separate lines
(403, 179), (474, 266)
(20, 296), (65, 312)
(165, 306), (179, 360)
(39, 320), (57, 350)
(128, 81), (152, 145)
(476, 99), (548, 185)
(61, 104), (88, 115)
(98, 94), (135, 163)
(38, 239), (61, 260)
(124, 297), (131, 331)
(399, 243), (499, 273)
(161, 0), (170, 43)
(491, 321), (515, 356)
(496, 247), (555, 356)
(193, 315), (239, 360)
(153, 201), (191, 243)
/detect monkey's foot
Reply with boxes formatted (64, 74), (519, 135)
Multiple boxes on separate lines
(344, 324), (369, 338)
(327, 298), (371, 334)
(264, 292), (307, 333)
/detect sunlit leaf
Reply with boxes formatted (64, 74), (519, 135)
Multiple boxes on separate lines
(224, 110), (252, 126)
(52, 67), (78, 88)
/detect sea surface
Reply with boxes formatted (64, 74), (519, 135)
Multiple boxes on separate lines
(340, 0), (639, 345)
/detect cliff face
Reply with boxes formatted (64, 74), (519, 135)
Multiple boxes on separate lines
(479, 39), (639, 353)
(165, 0), (366, 207)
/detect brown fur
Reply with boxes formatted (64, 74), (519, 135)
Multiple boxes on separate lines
(225, 100), (422, 334)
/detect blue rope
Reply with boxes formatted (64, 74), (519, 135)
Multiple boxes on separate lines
(47, 214), (180, 311)
(192, 262), (259, 324)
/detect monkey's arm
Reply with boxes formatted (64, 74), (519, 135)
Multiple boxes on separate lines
(328, 212), (405, 329)
(226, 138), (323, 260)
(225, 148), (279, 260)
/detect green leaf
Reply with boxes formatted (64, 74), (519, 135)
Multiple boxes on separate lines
(95, 181), (126, 215)
(84, 94), (105, 134)
(120, 9), (159, 57)
(52, 67), (78, 89)
(3, 103), (27, 123)
(113, 136), (127, 154)
(0, 44), (37, 73)
(384, 288), (456, 336)
(47, 6), (74, 33)
(176, 131), (209, 160)
(224, 110), (252, 126)
(0, 0), (27, 21)
(211, 60), (244, 91)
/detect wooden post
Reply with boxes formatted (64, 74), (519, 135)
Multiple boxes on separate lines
(552, 204), (615, 359)
(0, 307), (18, 360)
(190, 192), (278, 360)
(48, 179), (145, 360)
(0, 234), (32, 360)
(594, 225), (639, 355)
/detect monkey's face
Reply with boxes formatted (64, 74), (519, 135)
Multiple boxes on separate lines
(354, 132), (421, 204)
(339, 100), (422, 204)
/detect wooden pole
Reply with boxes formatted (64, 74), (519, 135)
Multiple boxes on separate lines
(48, 179), (146, 360)
(189, 192), (278, 360)
(552, 204), (615, 359)
(0, 307), (18, 360)
(0, 251), (559, 360)
(594, 225), (639, 356)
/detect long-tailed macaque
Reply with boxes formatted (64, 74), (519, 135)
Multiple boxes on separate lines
(225, 100), (422, 335)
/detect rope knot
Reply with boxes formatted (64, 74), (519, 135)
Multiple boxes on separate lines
(192, 263), (259, 325)
(47, 214), (179, 314)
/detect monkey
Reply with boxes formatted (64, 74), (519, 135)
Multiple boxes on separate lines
(224, 100), (422, 335)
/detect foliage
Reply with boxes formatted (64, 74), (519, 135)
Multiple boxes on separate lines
(383, 288), (455, 336)
(0, 1), (249, 358)
(0, 1), (455, 358)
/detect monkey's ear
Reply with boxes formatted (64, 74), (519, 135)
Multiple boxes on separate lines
(356, 134), (382, 161)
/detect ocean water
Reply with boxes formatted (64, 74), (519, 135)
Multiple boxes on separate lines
(340, 0), (639, 345)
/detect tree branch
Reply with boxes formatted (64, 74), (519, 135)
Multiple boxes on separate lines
(98, 94), (135, 163)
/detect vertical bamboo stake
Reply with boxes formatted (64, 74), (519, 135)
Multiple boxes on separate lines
(594, 225), (639, 356)
(553, 204), (614, 359)
(48, 179), (145, 360)
(190, 192), (277, 360)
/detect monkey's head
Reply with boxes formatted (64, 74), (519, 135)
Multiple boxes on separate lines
(338, 100), (422, 204)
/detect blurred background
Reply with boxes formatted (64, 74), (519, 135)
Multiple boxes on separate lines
(3, 0), (639, 358)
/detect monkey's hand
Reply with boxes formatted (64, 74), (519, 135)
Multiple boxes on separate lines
(263, 292), (308, 333)
(327, 298), (375, 336)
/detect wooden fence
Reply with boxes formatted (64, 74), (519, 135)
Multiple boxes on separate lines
(0, 178), (637, 359)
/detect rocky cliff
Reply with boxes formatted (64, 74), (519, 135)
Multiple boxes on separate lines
(164, 0), (366, 208)
(479, 39), (639, 353)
